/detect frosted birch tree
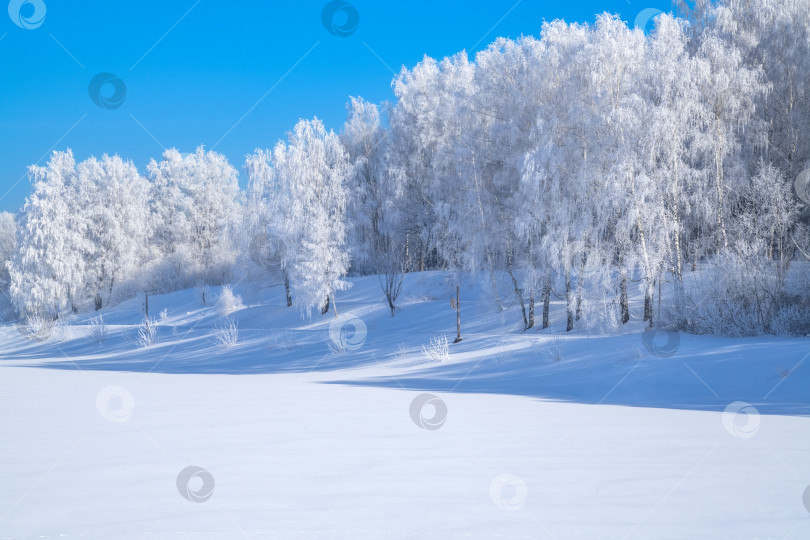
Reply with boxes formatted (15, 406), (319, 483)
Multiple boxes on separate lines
(247, 118), (350, 316)
(148, 147), (241, 287)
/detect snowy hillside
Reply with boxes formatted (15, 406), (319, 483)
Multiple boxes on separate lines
(1, 272), (808, 539)
(2, 3), (810, 537)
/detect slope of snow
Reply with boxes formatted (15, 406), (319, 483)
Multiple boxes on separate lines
(1, 272), (808, 539)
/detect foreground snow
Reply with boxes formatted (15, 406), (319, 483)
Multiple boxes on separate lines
(1, 273), (808, 539)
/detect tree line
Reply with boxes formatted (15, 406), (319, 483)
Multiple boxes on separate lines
(1, 0), (809, 335)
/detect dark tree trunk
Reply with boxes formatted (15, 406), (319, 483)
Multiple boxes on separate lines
(321, 295), (330, 315)
(542, 281), (551, 330)
(527, 295), (535, 330)
(454, 285), (462, 343)
(658, 276), (662, 322)
(108, 274), (116, 308)
(643, 288), (653, 327)
(510, 270), (528, 330)
(566, 271), (574, 332)
(620, 275), (630, 325)
(284, 274), (292, 307)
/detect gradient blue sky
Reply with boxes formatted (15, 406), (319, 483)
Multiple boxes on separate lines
(0, 0), (672, 213)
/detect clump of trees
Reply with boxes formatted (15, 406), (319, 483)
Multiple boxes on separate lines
(2, 0), (810, 335)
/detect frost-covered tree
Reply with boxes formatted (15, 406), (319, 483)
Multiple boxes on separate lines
(340, 97), (387, 273)
(463, 37), (542, 320)
(0, 211), (15, 318)
(148, 147), (241, 288)
(387, 55), (459, 272)
(642, 14), (703, 296)
(247, 118), (350, 316)
(8, 151), (88, 317)
(590, 14), (668, 327)
(681, 0), (810, 184)
(75, 155), (151, 309)
(691, 8), (768, 252)
(0, 212), (15, 292)
(520, 19), (600, 332)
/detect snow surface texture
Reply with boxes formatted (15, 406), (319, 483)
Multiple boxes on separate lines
(1, 273), (808, 539)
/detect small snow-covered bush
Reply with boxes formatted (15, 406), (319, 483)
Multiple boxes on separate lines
(268, 328), (295, 351)
(215, 318), (239, 348)
(196, 284), (210, 306)
(328, 337), (346, 355)
(679, 249), (800, 336)
(495, 350), (513, 364)
(393, 341), (409, 359)
(51, 317), (71, 343)
(88, 315), (107, 344)
(422, 334), (450, 362)
(216, 285), (243, 316)
(541, 335), (564, 363)
(18, 313), (55, 341)
(138, 317), (158, 348)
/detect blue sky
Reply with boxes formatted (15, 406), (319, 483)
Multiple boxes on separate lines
(0, 0), (672, 213)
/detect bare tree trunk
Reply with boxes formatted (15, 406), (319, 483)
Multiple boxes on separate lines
(321, 295), (330, 315)
(284, 274), (292, 307)
(643, 286), (654, 328)
(658, 275), (662, 322)
(507, 240), (530, 330)
(108, 274), (116, 308)
(472, 160), (503, 311)
(566, 271), (574, 332)
(405, 235), (411, 272)
(620, 274), (629, 325)
(511, 271), (528, 330)
(672, 159), (683, 282)
(715, 143), (729, 251)
(486, 249), (503, 312)
(542, 278), (551, 330)
(528, 295), (535, 329)
(454, 285), (462, 343)
(380, 267), (404, 317)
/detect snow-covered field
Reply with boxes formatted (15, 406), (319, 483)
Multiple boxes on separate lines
(1, 273), (809, 539)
